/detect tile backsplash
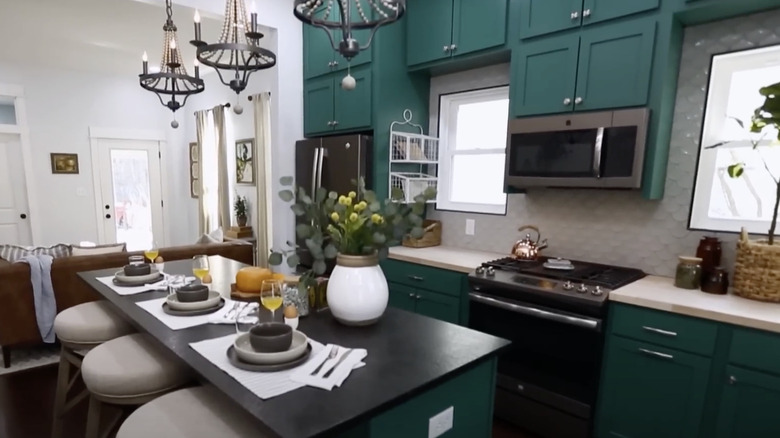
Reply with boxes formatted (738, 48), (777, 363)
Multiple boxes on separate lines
(429, 9), (780, 277)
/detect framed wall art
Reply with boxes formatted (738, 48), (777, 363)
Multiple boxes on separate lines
(236, 138), (255, 185)
(189, 141), (199, 198)
(50, 153), (79, 174)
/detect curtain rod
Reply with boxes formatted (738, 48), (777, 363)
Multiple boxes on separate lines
(193, 102), (231, 115)
(247, 92), (271, 101)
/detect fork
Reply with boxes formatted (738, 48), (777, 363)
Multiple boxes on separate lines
(310, 345), (338, 376)
(224, 301), (241, 320)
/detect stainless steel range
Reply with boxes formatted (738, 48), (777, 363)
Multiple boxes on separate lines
(467, 256), (644, 438)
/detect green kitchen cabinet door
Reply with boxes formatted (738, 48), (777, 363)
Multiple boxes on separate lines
(388, 282), (417, 313)
(415, 289), (460, 324)
(406, 0), (454, 66)
(333, 65), (372, 131)
(451, 0), (507, 56)
(715, 366), (780, 438)
(518, 0), (584, 40)
(303, 5), (336, 79)
(580, 0), (659, 26)
(595, 336), (710, 438)
(303, 76), (335, 136)
(574, 18), (656, 112)
(510, 34), (579, 117)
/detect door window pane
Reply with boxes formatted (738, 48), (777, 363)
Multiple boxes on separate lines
(111, 149), (153, 251)
(0, 103), (16, 125)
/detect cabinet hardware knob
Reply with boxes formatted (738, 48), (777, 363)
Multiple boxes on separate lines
(638, 348), (674, 360)
(563, 98), (572, 105)
(332, 60), (339, 66)
(408, 293), (415, 298)
(332, 120), (339, 126)
(415, 294), (422, 300)
(20, 213), (27, 219)
(327, 121), (333, 126)
(443, 45), (450, 52)
(450, 44), (457, 51)
(583, 9), (591, 17)
(408, 275), (424, 281)
(729, 375), (737, 385)
(328, 61), (333, 67)
(574, 97), (583, 105)
(570, 11), (579, 19)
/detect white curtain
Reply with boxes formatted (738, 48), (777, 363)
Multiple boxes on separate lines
(195, 105), (231, 235)
(252, 92), (273, 267)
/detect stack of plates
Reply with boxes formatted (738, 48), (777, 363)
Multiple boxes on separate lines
(113, 269), (163, 286)
(228, 331), (311, 372)
(163, 291), (225, 316)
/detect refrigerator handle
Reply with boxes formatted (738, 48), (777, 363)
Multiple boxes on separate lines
(316, 147), (327, 190)
(310, 147), (320, 196)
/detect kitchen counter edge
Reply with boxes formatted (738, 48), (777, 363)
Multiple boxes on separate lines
(387, 246), (504, 274)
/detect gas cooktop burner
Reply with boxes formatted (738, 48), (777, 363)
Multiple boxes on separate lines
(479, 257), (645, 290)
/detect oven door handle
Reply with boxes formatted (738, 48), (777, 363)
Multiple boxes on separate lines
(469, 292), (602, 332)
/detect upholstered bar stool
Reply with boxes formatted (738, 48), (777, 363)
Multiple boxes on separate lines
(51, 300), (135, 438)
(81, 333), (192, 438)
(116, 386), (268, 438)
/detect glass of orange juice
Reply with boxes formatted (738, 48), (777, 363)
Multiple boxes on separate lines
(260, 280), (283, 321)
(192, 255), (210, 284)
(144, 241), (159, 263)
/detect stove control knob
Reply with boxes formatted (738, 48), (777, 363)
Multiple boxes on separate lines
(562, 281), (574, 291)
(577, 283), (589, 294)
(592, 286), (603, 296)
(486, 267), (495, 277)
(475, 266), (486, 275)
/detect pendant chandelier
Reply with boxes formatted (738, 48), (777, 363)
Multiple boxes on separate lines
(139, 0), (204, 129)
(191, 0), (277, 114)
(294, 0), (404, 89)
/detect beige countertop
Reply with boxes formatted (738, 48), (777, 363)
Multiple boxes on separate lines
(387, 245), (504, 274)
(611, 275), (780, 334)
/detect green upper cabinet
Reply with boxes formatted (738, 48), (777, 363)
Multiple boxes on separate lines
(715, 366), (780, 438)
(596, 336), (711, 438)
(518, 0), (583, 40)
(304, 25), (336, 79)
(334, 64), (372, 131)
(510, 34), (579, 117)
(581, 0), (659, 26)
(407, 0), (507, 67)
(574, 18), (656, 111)
(415, 289), (460, 324)
(303, 75), (335, 135)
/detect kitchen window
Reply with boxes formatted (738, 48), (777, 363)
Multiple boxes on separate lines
(437, 87), (509, 215)
(690, 45), (780, 234)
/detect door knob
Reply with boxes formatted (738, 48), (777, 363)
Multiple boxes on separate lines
(105, 214), (111, 219)
(563, 98), (572, 105)
(575, 97), (583, 105)
(583, 9), (591, 17)
(570, 11), (579, 19)
(105, 204), (110, 210)
(20, 213), (27, 219)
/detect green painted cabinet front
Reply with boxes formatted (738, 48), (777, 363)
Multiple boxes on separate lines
(388, 282), (416, 313)
(715, 366), (780, 438)
(574, 18), (656, 112)
(416, 289), (460, 324)
(452, 0), (507, 57)
(303, 75), (335, 136)
(596, 336), (710, 438)
(333, 64), (372, 132)
(581, 0), (659, 26)
(303, 23), (335, 79)
(518, 0), (583, 39)
(511, 34), (579, 117)
(406, 0), (454, 66)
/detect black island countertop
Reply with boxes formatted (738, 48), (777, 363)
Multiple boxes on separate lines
(79, 256), (510, 438)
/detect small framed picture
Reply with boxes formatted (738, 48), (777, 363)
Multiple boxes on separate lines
(189, 142), (199, 198)
(50, 153), (79, 174)
(236, 138), (255, 185)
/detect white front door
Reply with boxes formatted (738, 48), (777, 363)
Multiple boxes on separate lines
(95, 138), (165, 251)
(0, 133), (31, 245)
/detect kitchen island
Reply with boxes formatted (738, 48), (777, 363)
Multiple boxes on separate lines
(79, 256), (510, 438)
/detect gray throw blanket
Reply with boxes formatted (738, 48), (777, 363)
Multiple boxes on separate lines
(17, 255), (56, 343)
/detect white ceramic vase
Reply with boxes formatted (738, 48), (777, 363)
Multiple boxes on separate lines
(327, 253), (389, 326)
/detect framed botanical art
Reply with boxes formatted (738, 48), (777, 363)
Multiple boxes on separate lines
(189, 141), (199, 198)
(236, 138), (255, 185)
(50, 153), (79, 174)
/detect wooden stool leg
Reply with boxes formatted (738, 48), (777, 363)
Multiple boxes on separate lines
(2, 346), (10, 368)
(50, 348), (71, 438)
(85, 396), (102, 438)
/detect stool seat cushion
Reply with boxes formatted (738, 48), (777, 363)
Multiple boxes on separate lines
(82, 334), (191, 399)
(54, 301), (134, 345)
(117, 386), (266, 438)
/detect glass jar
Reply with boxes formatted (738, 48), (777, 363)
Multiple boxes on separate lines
(675, 256), (703, 290)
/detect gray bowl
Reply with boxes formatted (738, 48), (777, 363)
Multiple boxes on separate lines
(249, 323), (293, 353)
(176, 284), (209, 302)
(123, 263), (151, 277)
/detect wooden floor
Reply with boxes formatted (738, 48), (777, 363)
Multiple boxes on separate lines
(0, 364), (535, 438)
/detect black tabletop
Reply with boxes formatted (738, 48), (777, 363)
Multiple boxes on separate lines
(78, 256), (510, 438)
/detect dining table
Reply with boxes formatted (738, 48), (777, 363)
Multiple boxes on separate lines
(78, 255), (510, 438)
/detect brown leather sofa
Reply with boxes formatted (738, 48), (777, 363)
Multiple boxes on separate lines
(0, 242), (254, 367)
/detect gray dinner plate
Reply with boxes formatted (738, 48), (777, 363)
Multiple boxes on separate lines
(113, 273), (164, 287)
(227, 344), (312, 372)
(161, 299), (225, 316)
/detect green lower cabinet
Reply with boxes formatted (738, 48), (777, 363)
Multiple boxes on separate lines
(388, 282), (416, 313)
(333, 64), (372, 131)
(715, 366), (780, 438)
(415, 289), (460, 324)
(596, 336), (710, 438)
(574, 17), (656, 112)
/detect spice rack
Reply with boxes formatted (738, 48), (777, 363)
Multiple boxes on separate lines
(388, 109), (439, 203)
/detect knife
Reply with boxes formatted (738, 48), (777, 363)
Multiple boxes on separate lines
(322, 349), (353, 379)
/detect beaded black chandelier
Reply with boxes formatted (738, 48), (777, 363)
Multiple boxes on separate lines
(191, 0), (277, 114)
(139, 0), (204, 129)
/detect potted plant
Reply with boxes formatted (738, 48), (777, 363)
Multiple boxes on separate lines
(269, 176), (435, 325)
(234, 195), (249, 227)
(707, 81), (780, 301)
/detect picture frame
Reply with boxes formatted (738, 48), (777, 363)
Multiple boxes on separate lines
(236, 138), (255, 185)
(189, 141), (199, 198)
(50, 153), (79, 174)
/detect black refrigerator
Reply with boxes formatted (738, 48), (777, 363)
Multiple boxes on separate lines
(295, 134), (372, 268)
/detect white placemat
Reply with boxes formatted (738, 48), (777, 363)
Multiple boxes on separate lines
(189, 334), (326, 399)
(96, 274), (195, 296)
(136, 297), (237, 330)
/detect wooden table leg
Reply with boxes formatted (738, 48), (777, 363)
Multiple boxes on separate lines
(2, 346), (10, 368)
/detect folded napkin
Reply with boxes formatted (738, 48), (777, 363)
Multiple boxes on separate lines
(207, 302), (259, 325)
(96, 274), (195, 296)
(290, 344), (367, 391)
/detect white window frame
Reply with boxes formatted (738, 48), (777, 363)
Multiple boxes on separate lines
(436, 86), (508, 215)
(690, 46), (780, 235)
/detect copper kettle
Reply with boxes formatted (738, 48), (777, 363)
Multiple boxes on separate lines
(511, 225), (548, 261)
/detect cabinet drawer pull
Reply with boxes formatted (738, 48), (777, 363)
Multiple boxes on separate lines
(408, 275), (425, 282)
(729, 375), (737, 385)
(415, 294), (422, 300)
(642, 326), (678, 337)
(638, 348), (673, 360)
(408, 293), (415, 299)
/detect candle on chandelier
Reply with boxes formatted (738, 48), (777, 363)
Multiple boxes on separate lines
(194, 59), (200, 79)
(194, 9), (202, 41)
(250, 1), (258, 34)
(142, 51), (148, 74)
(169, 39), (177, 64)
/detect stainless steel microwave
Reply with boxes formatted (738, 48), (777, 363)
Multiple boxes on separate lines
(504, 108), (649, 190)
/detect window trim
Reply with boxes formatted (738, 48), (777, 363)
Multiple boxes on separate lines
(436, 86), (509, 216)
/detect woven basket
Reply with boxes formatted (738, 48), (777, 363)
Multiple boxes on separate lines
(402, 220), (441, 248)
(733, 230), (780, 302)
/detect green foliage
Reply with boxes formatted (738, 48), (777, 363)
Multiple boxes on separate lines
(233, 195), (248, 217)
